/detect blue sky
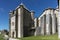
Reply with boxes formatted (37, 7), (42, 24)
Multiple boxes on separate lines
(0, 0), (58, 30)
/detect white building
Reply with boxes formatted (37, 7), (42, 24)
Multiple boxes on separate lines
(9, 2), (59, 38)
(36, 8), (59, 35)
(9, 3), (34, 38)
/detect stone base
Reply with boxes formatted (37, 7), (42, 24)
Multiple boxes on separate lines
(9, 38), (19, 40)
(46, 32), (50, 35)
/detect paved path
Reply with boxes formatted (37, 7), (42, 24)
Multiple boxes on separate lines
(9, 38), (19, 40)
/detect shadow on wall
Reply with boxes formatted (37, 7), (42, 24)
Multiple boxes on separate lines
(35, 27), (41, 35)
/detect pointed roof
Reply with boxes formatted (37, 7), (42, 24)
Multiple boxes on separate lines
(20, 2), (24, 5)
(15, 3), (24, 9)
(15, 3), (30, 11)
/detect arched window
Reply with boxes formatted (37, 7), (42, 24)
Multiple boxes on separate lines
(12, 22), (14, 26)
(12, 32), (14, 38)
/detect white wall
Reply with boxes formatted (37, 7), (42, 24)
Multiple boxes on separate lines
(11, 15), (16, 38)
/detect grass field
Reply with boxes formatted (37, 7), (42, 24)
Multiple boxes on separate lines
(0, 34), (4, 40)
(20, 34), (60, 40)
(0, 33), (60, 40)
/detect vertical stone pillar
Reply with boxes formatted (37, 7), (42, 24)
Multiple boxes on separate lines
(41, 16), (44, 35)
(34, 18), (38, 36)
(31, 10), (34, 20)
(58, 15), (60, 38)
(46, 10), (51, 35)
(40, 17), (42, 35)
(18, 5), (23, 38)
(14, 10), (16, 38)
(15, 9), (18, 38)
(34, 18), (38, 27)
(51, 10), (56, 34)
(31, 10), (34, 28)
(44, 15), (46, 35)
(38, 17), (41, 27)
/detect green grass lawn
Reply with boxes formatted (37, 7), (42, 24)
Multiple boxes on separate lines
(0, 34), (4, 40)
(20, 34), (60, 40)
(0, 33), (59, 40)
